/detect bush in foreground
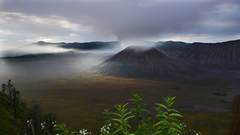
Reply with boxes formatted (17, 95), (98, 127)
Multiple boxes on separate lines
(41, 94), (200, 135)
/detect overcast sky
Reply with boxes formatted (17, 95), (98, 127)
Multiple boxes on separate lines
(0, 0), (240, 49)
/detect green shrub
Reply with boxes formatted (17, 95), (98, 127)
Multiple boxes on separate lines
(48, 94), (194, 135)
(153, 97), (184, 135)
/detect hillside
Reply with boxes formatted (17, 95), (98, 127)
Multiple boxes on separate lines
(100, 39), (240, 79)
(36, 41), (120, 51)
(157, 39), (240, 70)
(60, 41), (120, 50)
(1, 51), (77, 60)
(101, 46), (196, 79)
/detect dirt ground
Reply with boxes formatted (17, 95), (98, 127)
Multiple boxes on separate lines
(12, 73), (237, 135)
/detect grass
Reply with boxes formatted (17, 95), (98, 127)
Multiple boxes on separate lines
(184, 112), (232, 135)
(5, 74), (235, 135)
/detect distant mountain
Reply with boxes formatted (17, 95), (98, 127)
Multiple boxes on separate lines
(2, 51), (76, 60)
(60, 41), (120, 50)
(100, 46), (196, 79)
(157, 39), (240, 70)
(157, 41), (189, 47)
(100, 39), (240, 79)
(2, 53), (56, 59)
(36, 41), (120, 50)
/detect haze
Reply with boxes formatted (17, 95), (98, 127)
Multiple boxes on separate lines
(0, 0), (240, 54)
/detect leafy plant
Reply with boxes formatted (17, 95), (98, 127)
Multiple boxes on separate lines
(53, 124), (72, 135)
(44, 95), (189, 135)
(153, 96), (184, 135)
(107, 103), (135, 135)
(129, 93), (153, 135)
(129, 93), (146, 122)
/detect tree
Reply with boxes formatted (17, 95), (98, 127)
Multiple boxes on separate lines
(7, 80), (14, 105)
(12, 87), (20, 118)
(1, 83), (6, 94)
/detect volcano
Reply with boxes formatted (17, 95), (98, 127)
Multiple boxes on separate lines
(100, 39), (240, 80)
(100, 46), (195, 79)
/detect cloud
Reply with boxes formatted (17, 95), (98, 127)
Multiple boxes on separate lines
(0, 11), (91, 33)
(0, 11), (116, 48)
(0, 0), (239, 44)
(192, 3), (240, 35)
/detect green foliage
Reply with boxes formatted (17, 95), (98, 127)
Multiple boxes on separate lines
(0, 92), (19, 135)
(0, 80), (26, 135)
(25, 102), (58, 135)
(55, 94), (187, 135)
(99, 94), (187, 135)
(53, 124), (92, 135)
(129, 93), (146, 122)
(106, 103), (135, 135)
(133, 117), (154, 135)
(53, 124), (72, 135)
(153, 96), (184, 135)
(129, 94), (153, 135)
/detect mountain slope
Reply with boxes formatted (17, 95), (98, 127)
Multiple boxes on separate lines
(36, 41), (120, 50)
(60, 41), (120, 50)
(157, 39), (240, 70)
(101, 46), (195, 79)
(100, 39), (240, 79)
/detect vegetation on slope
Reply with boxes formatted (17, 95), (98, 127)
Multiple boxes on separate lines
(0, 80), (26, 135)
(0, 80), (57, 135)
